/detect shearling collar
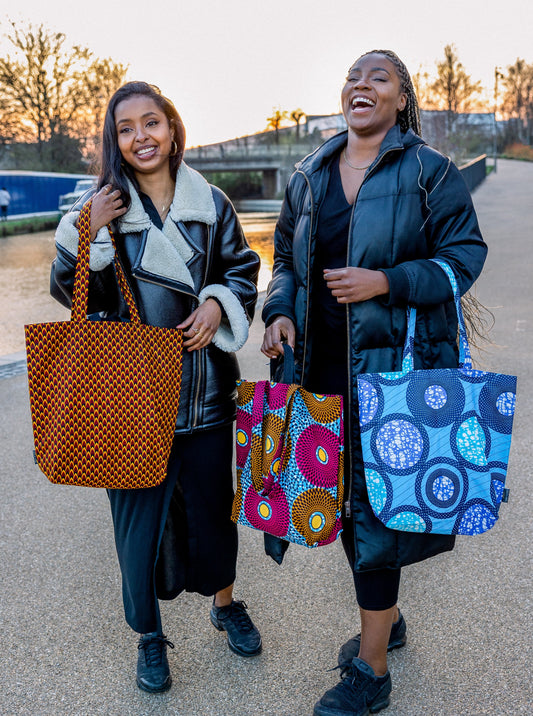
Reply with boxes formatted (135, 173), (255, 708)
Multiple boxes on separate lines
(118, 161), (217, 233)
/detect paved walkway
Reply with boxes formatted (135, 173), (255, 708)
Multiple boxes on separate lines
(1, 160), (531, 715)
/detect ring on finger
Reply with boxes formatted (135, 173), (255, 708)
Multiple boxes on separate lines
(192, 328), (200, 334)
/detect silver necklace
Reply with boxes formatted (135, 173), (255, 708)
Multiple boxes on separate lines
(343, 149), (373, 171)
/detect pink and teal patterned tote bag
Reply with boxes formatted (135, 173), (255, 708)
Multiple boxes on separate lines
(232, 346), (344, 547)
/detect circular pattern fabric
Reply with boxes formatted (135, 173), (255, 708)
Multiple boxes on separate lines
(479, 374), (517, 434)
(385, 510), (428, 533)
(406, 372), (465, 427)
(259, 413), (284, 477)
(231, 476), (243, 522)
(456, 501), (497, 535)
(451, 414), (490, 467)
(491, 475), (505, 506)
(300, 391), (343, 425)
(267, 381), (290, 410)
(295, 424), (340, 488)
(250, 433), (266, 492)
(235, 409), (253, 468)
(243, 483), (290, 536)
(415, 459), (468, 519)
(364, 467), (389, 515)
(358, 379), (381, 427)
(292, 488), (337, 545)
(236, 380), (255, 407)
(375, 418), (426, 471)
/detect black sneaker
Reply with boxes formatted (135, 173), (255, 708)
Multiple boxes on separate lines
(338, 611), (406, 667)
(136, 632), (174, 693)
(313, 657), (392, 716)
(210, 599), (262, 657)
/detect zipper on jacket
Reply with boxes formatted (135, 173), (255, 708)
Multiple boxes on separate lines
(295, 169), (315, 379)
(131, 248), (209, 431)
(342, 146), (401, 518)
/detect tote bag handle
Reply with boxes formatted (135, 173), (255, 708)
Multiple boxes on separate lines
(72, 201), (141, 324)
(401, 260), (473, 374)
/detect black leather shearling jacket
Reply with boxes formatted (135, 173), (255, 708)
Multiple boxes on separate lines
(51, 164), (260, 434)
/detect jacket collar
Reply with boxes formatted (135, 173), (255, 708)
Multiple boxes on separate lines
(118, 161), (216, 233)
(296, 124), (425, 177)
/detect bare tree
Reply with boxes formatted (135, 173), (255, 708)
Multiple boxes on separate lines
(266, 107), (289, 144)
(431, 45), (482, 128)
(0, 20), (128, 169)
(501, 58), (533, 144)
(290, 108), (305, 141)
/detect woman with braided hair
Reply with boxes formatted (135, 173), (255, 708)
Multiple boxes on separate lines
(261, 51), (487, 715)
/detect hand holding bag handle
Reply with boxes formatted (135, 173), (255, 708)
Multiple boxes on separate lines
(74, 202), (140, 323)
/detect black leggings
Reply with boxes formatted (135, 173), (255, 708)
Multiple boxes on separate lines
(352, 568), (401, 611)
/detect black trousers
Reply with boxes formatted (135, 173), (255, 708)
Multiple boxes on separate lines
(107, 425), (238, 634)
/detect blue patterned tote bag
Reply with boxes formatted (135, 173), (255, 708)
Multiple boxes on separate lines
(232, 346), (344, 547)
(357, 260), (517, 535)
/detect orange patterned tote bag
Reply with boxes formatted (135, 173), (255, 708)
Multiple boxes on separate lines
(24, 201), (183, 489)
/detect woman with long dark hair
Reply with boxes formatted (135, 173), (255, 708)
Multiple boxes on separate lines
(51, 82), (261, 693)
(261, 51), (488, 715)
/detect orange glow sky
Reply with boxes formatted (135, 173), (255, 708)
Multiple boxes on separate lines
(3, 1), (533, 147)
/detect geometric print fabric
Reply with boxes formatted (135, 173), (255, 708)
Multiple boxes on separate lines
(25, 202), (183, 489)
(232, 378), (344, 547)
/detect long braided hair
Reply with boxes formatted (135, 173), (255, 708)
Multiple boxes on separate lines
(353, 50), (492, 354)
(356, 49), (422, 136)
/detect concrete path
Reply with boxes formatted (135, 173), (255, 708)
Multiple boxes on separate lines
(0, 159), (531, 715)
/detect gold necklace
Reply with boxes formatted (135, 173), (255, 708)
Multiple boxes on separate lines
(343, 149), (373, 171)
(159, 191), (175, 214)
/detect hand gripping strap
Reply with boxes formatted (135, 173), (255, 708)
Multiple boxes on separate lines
(72, 201), (140, 323)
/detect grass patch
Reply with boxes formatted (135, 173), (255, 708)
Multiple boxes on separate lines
(0, 213), (60, 237)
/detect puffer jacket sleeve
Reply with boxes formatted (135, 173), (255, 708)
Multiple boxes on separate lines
(382, 148), (488, 306)
(198, 188), (260, 352)
(261, 173), (302, 326)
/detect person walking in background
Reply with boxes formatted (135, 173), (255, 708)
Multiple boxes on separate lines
(0, 187), (10, 220)
(50, 82), (261, 694)
(261, 50), (487, 715)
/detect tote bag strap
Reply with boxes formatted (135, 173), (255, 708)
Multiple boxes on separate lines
(72, 200), (141, 324)
(430, 259), (472, 371)
(402, 260), (473, 372)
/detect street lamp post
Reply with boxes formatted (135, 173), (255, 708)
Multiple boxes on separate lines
(493, 67), (503, 173)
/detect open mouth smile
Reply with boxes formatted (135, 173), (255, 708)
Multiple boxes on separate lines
(351, 96), (376, 112)
(136, 146), (158, 158)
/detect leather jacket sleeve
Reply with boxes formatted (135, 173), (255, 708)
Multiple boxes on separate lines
(206, 188), (260, 325)
(261, 174), (302, 326)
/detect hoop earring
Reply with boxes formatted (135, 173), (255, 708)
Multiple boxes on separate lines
(169, 140), (178, 157)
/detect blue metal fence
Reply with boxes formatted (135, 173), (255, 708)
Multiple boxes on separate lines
(0, 171), (91, 216)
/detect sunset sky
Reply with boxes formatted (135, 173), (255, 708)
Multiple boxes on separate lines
(2, 0), (533, 147)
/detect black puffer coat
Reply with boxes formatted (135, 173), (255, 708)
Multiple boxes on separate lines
(262, 125), (488, 571)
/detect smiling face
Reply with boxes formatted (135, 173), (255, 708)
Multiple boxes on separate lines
(341, 53), (407, 138)
(115, 95), (174, 179)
